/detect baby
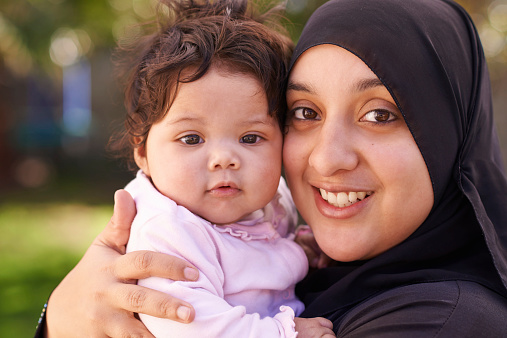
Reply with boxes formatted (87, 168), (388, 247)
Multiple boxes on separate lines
(109, 0), (334, 337)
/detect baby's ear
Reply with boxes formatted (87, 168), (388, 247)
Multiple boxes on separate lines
(133, 138), (150, 175)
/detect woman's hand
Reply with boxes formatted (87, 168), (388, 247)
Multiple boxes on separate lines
(295, 225), (332, 269)
(45, 190), (199, 337)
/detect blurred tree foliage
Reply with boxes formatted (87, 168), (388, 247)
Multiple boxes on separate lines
(0, 0), (504, 78)
(0, 0), (117, 76)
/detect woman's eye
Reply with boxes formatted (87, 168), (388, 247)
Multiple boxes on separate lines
(292, 107), (320, 120)
(240, 134), (261, 144)
(362, 110), (397, 123)
(179, 134), (203, 145)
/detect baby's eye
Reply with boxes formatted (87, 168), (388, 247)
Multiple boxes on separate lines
(361, 110), (397, 123)
(179, 134), (203, 145)
(240, 134), (261, 144)
(292, 107), (320, 120)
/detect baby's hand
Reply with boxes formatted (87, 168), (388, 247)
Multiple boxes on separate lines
(295, 317), (335, 337)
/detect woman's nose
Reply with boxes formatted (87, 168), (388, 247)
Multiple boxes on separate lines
(308, 122), (359, 177)
(207, 144), (241, 171)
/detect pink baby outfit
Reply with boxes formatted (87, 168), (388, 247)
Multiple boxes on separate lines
(125, 171), (308, 337)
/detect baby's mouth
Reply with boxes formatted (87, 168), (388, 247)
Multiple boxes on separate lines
(209, 181), (238, 190)
(208, 182), (240, 197)
(319, 188), (372, 208)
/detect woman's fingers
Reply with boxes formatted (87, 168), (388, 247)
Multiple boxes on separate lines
(296, 226), (326, 268)
(107, 283), (195, 323)
(317, 253), (332, 269)
(45, 189), (199, 336)
(113, 250), (199, 281)
(104, 318), (156, 338)
(95, 311), (155, 338)
(97, 189), (137, 253)
(110, 250), (198, 321)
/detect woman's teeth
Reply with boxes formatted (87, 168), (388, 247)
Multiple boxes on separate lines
(319, 188), (372, 207)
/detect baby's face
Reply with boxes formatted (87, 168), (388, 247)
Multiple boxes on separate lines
(135, 66), (283, 224)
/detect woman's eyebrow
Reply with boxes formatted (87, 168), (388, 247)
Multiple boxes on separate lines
(287, 81), (316, 94)
(354, 78), (384, 92)
(287, 78), (383, 94)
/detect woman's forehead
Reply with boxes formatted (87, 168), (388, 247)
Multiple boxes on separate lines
(289, 45), (392, 100)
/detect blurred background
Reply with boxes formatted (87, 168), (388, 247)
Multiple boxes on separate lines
(0, 0), (506, 336)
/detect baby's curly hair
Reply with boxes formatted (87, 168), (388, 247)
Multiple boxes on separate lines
(109, 0), (294, 170)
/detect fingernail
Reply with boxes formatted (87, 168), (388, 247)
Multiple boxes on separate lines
(184, 267), (199, 281)
(177, 306), (191, 322)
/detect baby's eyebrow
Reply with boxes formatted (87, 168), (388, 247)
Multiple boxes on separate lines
(165, 115), (202, 125)
(240, 118), (275, 127)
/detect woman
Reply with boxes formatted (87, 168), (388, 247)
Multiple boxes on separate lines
(283, 1), (507, 334)
(40, 0), (507, 336)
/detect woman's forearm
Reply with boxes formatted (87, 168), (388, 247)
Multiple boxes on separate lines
(43, 190), (198, 337)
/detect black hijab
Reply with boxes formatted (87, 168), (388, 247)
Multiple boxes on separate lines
(291, 0), (507, 318)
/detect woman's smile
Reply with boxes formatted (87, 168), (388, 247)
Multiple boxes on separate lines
(318, 188), (372, 208)
(312, 186), (373, 220)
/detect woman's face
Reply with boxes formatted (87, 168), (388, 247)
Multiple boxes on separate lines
(284, 45), (434, 261)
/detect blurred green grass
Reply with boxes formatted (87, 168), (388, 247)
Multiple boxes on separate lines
(0, 202), (112, 337)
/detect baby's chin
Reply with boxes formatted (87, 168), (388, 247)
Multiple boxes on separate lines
(205, 214), (246, 226)
(202, 207), (262, 225)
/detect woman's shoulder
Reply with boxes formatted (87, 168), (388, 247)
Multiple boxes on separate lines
(336, 280), (507, 338)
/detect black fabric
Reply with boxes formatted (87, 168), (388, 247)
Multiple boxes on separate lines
(34, 301), (47, 338)
(292, 0), (507, 325)
(334, 280), (507, 337)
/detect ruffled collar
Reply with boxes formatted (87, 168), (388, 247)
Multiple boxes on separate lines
(133, 170), (289, 241)
(211, 192), (287, 241)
